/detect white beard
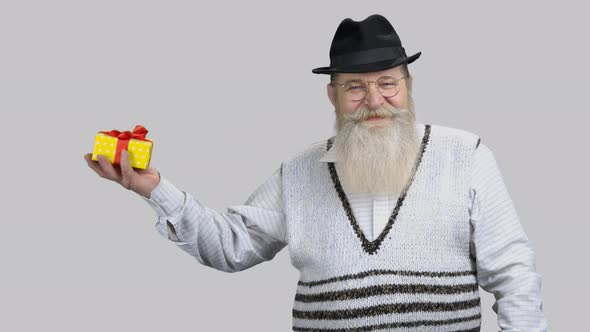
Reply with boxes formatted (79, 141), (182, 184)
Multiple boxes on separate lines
(333, 102), (420, 196)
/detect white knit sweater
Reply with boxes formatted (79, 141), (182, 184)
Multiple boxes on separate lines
(282, 123), (482, 331)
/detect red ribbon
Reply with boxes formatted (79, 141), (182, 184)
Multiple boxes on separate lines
(99, 125), (150, 166)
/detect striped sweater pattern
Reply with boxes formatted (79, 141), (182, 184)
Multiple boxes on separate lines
(281, 124), (482, 331)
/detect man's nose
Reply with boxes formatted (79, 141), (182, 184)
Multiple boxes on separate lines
(364, 83), (384, 110)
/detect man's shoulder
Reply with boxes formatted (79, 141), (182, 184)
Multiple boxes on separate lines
(282, 137), (332, 166)
(429, 123), (480, 146)
(430, 123), (479, 139)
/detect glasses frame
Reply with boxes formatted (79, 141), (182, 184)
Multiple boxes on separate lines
(330, 75), (408, 101)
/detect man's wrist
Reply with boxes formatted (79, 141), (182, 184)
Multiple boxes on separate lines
(142, 176), (185, 217)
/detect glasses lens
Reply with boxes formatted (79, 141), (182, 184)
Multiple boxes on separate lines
(344, 80), (367, 101)
(378, 77), (401, 97)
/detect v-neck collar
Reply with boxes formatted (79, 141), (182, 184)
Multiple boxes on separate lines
(325, 124), (432, 255)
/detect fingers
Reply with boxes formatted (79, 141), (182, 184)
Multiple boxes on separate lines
(96, 155), (118, 180)
(84, 153), (106, 178)
(84, 151), (135, 190)
(96, 153), (122, 181)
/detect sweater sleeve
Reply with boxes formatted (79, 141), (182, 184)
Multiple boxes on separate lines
(469, 142), (548, 331)
(142, 167), (287, 273)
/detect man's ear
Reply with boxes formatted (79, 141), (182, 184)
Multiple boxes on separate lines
(327, 83), (337, 108)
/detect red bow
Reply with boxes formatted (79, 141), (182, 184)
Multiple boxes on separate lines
(100, 125), (149, 141)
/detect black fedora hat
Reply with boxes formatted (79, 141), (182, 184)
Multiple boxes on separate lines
(312, 14), (421, 74)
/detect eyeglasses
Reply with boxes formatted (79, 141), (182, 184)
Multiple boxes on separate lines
(330, 75), (407, 101)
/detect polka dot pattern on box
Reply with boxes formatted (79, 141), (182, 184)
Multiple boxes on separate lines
(92, 133), (117, 163)
(127, 139), (153, 169)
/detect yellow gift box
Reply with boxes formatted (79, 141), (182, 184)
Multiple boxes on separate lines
(91, 125), (154, 169)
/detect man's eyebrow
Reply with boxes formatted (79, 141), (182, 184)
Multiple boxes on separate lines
(342, 78), (363, 83)
(342, 75), (402, 83)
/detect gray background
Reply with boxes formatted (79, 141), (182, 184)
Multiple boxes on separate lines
(1, 0), (587, 330)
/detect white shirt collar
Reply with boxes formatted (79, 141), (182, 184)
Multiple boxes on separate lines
(318, 121), (425, 163)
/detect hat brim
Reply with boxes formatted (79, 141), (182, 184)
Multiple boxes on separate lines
(312, 51), (421, 75)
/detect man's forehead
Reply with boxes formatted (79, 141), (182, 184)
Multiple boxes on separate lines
(337, 66), (404, 81)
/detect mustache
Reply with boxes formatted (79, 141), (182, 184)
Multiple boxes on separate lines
(343, 104), (406, 123)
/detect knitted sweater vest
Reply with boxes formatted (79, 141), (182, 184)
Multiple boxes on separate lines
(282, 123), (483, 332)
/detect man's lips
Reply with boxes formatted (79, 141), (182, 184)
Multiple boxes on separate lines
(365, 116), (388, 121)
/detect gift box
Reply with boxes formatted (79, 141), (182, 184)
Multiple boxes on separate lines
(91, 124), (154, 169)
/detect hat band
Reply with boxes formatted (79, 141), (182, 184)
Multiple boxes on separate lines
(330, 46), (406, 67)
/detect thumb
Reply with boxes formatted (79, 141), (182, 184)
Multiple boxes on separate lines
(120, 149), (136, 189)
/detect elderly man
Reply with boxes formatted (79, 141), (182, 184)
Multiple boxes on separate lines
(84, 14), (547, 332)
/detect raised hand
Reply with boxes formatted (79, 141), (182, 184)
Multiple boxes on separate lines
(84, 150), (161, 199)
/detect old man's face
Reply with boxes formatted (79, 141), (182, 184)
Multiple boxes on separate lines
(326, 65), (421, 196)
(328, 65), (411, 123)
